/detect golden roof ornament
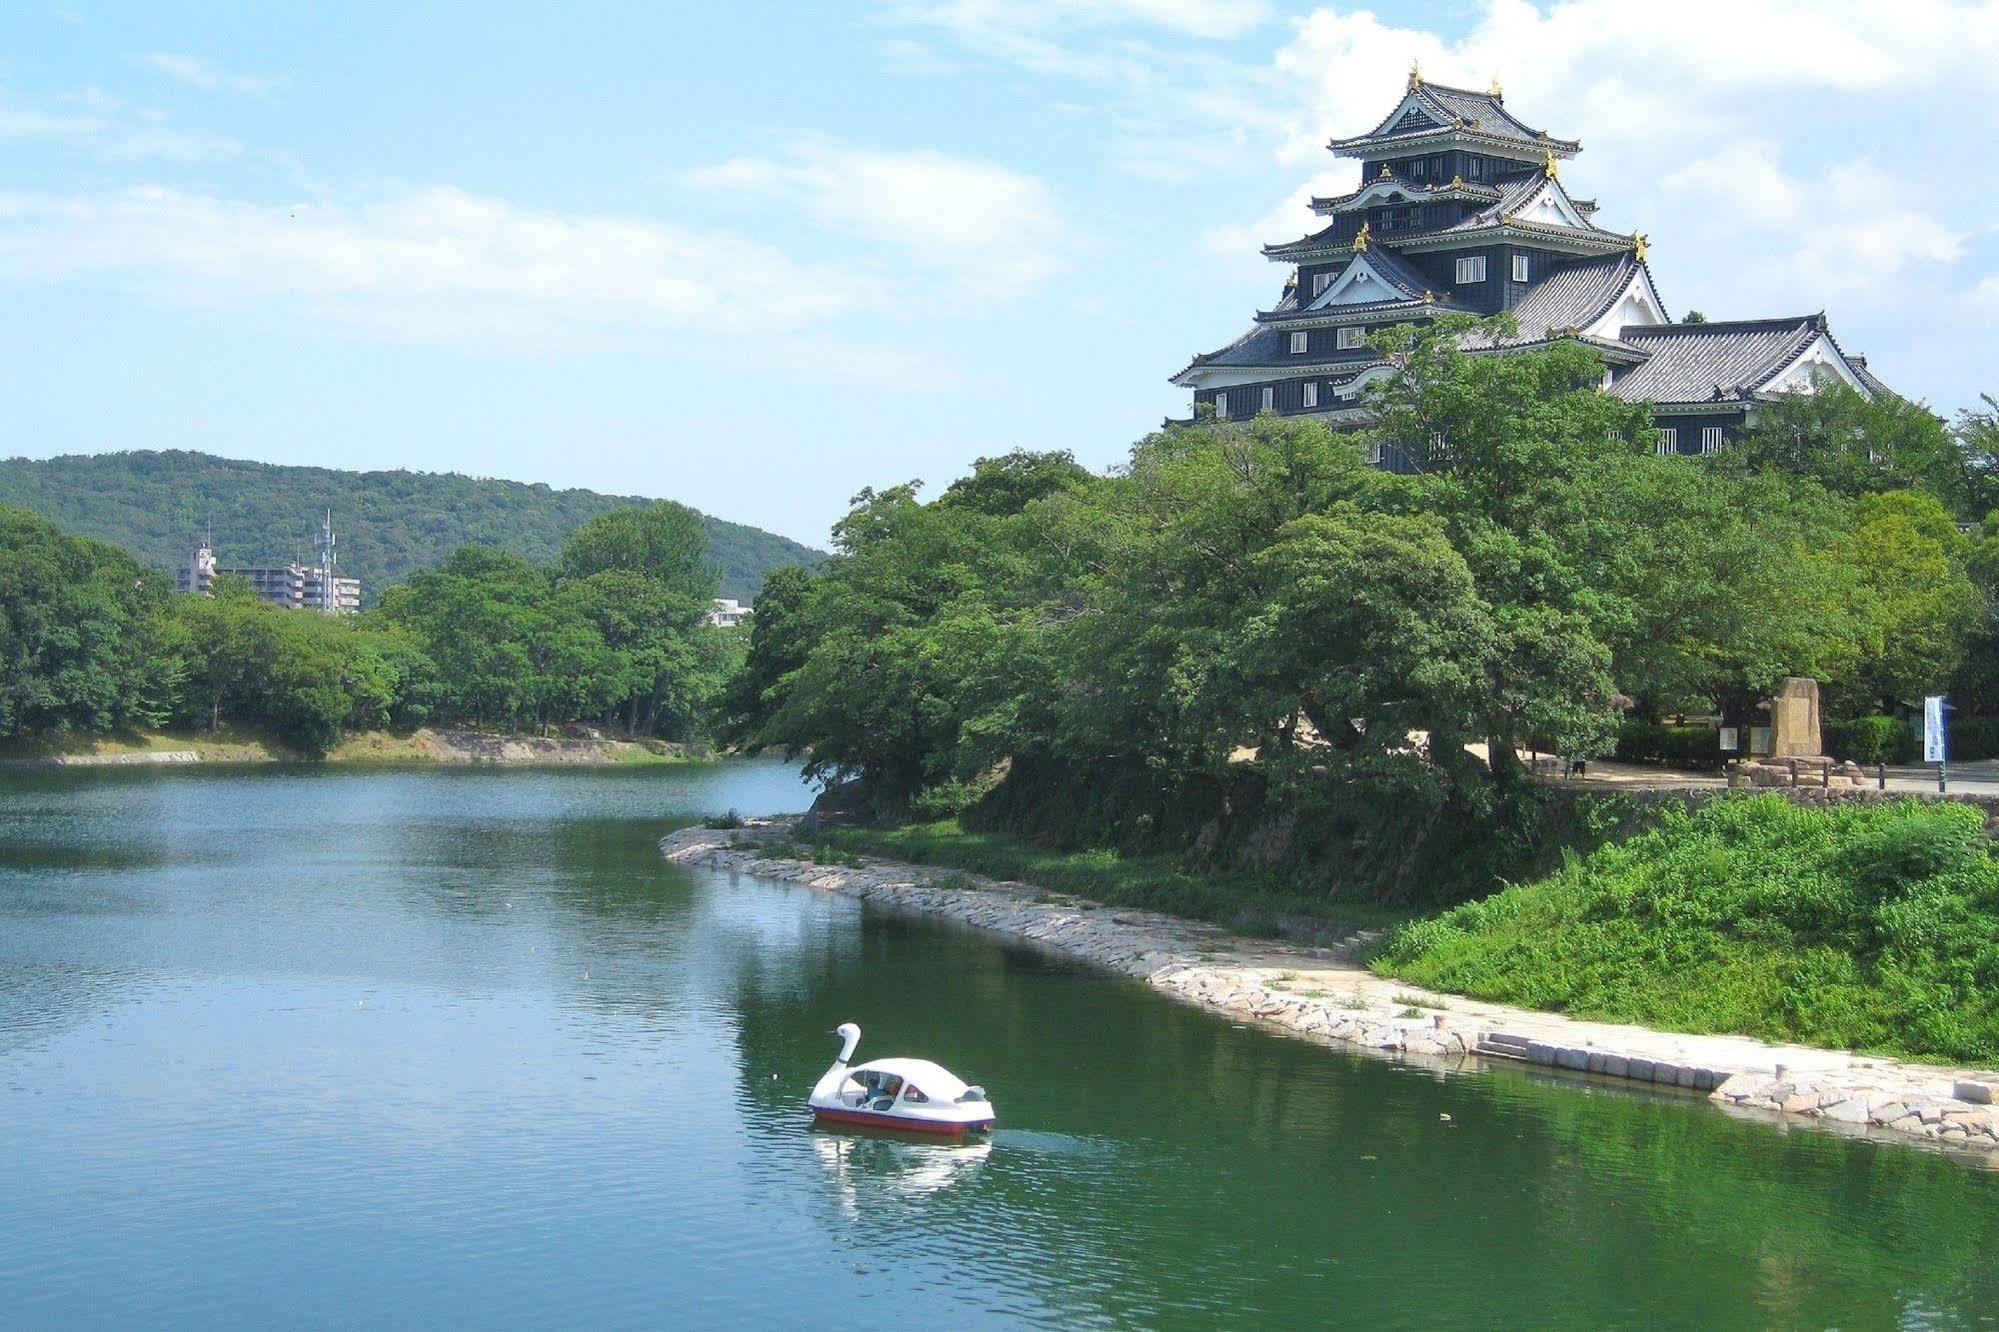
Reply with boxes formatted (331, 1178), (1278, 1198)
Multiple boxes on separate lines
(1632, 232), (1650, 261)
(1489, 77), (1504, 97)
(1379, 162), (1393, 180)
(1450, 174), (1464, 189)
(1422, 290), (1436, 304)
(1407, 61), (1423, 92)
(1352, 220), (1371, 252)
(1543, 147), (1559, 180)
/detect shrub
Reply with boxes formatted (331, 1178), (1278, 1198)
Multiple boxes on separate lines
(1613, 720), (1724, 769)
(1371, 796), (1999, 1064)
(702, 809), (746, 830)
(1824, 715), (1917, 765)
(1950, 715), (1999, 762)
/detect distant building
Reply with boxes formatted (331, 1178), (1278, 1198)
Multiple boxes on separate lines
(179, 516), (361, 614)
(708, 598), (753, 628)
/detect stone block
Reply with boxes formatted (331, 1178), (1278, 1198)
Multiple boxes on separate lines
(1526, 1041), (1560, 1066)
(1955, 1079), (1996, 1105)
(1821, 1098), (1870, 1124)
(1555, 1046), (1591, 1071)
(1770, 676), (1823, 759)
(1600, 1054), (1630, 1080)
(1626, 1058), (1655, 1082)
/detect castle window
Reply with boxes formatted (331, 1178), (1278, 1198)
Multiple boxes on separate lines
(1215, 393), (1229, 419)
(1290, 331), (1309, 355)
(1512, 254), (1530, 283)
(1303, 382), (1318, 408)
(1312, 272), (1331, 296)
(1657, 428), (1678, 456)
(1337, 326), (1365, 350)
(1261, 386), (1275, 412)
(1412, 158), (1426, 179)
(1468, 157), (1485, 180)
(1701, 426), (1724, 455)
(1455, 255), (1486, 285)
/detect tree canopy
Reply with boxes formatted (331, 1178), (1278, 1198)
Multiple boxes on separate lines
(725, 318), (1996, 851)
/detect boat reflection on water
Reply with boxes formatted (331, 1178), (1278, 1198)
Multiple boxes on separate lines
(809, 1126), (993, 1215)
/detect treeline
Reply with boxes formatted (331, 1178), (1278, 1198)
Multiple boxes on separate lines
(1, 501), (752, 755)
(724, 318), (1999, 903)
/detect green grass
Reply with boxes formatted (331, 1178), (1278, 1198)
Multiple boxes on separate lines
(609, 743), (701, 766)
(0, 724), (295, 762)
(819, 819), (1411, 937)
(1, 725), (714, 767)
(1371, 795), (1999, 1065)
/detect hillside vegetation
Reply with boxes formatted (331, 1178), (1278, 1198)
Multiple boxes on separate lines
(0, 450), (824, 601)
(1372, 796), (1999, 1064)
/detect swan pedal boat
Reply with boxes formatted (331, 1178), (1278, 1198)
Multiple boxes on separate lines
(808, 1023), (995, 1137)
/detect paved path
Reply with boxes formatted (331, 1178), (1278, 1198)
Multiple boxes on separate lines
(1546, 757), (1999, 798)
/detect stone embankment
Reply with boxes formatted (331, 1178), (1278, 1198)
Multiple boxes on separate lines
(416, 728), (699, 765)
(30, 749), (200, 767)
(663, 819), (1999, 1159)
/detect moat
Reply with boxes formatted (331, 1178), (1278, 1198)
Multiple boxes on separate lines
(4, 763), (1998, 1327)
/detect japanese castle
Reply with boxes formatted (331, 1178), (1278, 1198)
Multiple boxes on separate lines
(1172, 69), (1890, 455)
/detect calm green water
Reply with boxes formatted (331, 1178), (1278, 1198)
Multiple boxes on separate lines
(4, 763), (1999, 1329)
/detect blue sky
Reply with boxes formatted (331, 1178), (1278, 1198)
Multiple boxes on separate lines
(3, 1), (1995, 546)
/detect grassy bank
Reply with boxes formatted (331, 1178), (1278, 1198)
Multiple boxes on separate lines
(1371, 795), (1999, 1065)
(819, 819), (1411, 937)
(0, 724), (290, 762)
(1, 726), (714, 767)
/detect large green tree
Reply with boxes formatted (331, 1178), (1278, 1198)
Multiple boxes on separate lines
(0, 506), (178, 737)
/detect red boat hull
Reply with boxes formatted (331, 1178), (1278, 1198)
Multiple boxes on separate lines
(812, 1106), (994, 1136)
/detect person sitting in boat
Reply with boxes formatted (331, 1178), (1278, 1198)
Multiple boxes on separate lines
(870, 1075), (903, 1111)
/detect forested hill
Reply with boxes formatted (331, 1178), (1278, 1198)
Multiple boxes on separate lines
(0, 450), (824, 601)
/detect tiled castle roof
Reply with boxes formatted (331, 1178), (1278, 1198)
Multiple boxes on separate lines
(1177, 321), (1391, 373)
(1267, 171), (1624, 259)
(1608, 316), (1830, 406)
(1458, 252), (1657, 350)
(1310, 170), (1501, 213)
(1332, 80), (1579, 155)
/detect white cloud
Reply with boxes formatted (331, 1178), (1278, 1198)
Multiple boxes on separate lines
(0, 186), (860, 344)
(1660, 142), (1801, 226)
(1661, 148), (1963, 290)
(682, 137), (1072, 289)
(898, 0), (1268, 41)
(0, 87), (238, 160)
(1199, 170), (1341, 259)
(141, 52), (287, 97)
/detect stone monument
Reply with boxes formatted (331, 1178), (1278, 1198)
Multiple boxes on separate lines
(1769, 676), (1823, 759)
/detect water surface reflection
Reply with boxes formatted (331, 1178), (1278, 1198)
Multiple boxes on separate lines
(2, 762), (1997, 1328)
